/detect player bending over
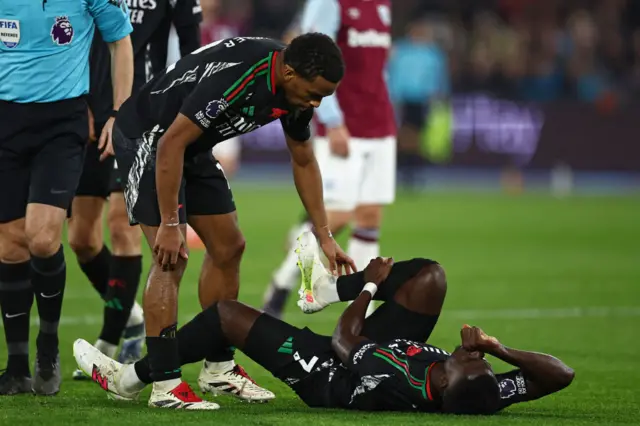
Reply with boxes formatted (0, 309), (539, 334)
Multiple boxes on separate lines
(74, 232), (574, 413)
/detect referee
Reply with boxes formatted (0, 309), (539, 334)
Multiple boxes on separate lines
(0, 0), (133, 396)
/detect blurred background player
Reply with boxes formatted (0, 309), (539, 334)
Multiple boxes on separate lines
(68, 0), (202, 380)
(263, 0), (396, 318)
(0, 0), (133, 395)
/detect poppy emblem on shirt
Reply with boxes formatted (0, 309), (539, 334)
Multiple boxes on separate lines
(270, 108), (289, 119)
(406, 345), (422, 357)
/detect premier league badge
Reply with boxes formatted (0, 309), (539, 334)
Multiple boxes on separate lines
(206, 99), (229, 119)
(0, 19), (20, 48)
(51, 16), (74, 46)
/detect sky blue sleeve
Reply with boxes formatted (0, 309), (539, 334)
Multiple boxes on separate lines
(89, 0), (133, 43)
(300, 0), (344, 128)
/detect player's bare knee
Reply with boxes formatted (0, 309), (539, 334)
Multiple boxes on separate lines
(108, 220), (141, 255)
(0, 221), (29, 263)
(68, 223), (102, 261)
(207, 234), (246, 266)
(354, 205), (383, 229)
(402, 261), (447, 315)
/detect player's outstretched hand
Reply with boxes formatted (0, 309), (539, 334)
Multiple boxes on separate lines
(320, 237), (357, 276)
(461, 324), (501, 355)
(98, 116), (116, 161)
(154, 224), (188, 271)
(363, 257), (394, 286)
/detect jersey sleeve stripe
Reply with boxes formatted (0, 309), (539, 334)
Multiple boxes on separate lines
(223, 58), (270, 104)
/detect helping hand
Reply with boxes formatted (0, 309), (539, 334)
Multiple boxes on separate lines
(319, 234), (357, 276)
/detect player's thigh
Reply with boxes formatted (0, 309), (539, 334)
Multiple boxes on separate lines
(75, 124), (114, 199)
(185, 153), (244, 261)
(0, 101), (33, 224)
(243, 313), (334, 391)
(358, 136), (397, 206)
(361, 259), (441, 343)
(107, 192), (142, 256)
(29, 100), (88, 215)
(111, 123), (187, 230)
(314, 137), (363, 212)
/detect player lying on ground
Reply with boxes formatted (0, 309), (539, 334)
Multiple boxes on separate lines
(74, 232), (574, 413)
(110, 32), (355, 409)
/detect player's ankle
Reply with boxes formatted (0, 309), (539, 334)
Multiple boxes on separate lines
(203, 360), (235, 374)
(120, 364), (147, 394)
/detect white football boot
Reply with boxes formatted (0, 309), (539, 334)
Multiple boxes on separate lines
(198, 361), (275, 403)
(73, 338), (140, 401)
(296, 231), (337, 314)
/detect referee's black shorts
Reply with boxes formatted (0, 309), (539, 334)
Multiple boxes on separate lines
(0, 97), (88, 223)
(75, 121), (123, 199)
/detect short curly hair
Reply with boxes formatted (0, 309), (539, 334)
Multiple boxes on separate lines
(283, 32), (345, 83)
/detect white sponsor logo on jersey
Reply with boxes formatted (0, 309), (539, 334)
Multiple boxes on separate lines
(347, 28), (391, 48)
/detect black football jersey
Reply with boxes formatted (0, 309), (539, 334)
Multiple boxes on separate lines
(88, 0), (202, 124)
(333, 339), (530, 412)
(115, 37), (314, 160)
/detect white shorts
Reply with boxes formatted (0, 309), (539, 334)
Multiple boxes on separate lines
(314, 136), (396, 212)
(211, 137), (241, 160)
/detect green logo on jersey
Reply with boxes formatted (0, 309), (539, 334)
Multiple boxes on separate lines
(278, 336), (293, 354)
(242, 106), (255, 117)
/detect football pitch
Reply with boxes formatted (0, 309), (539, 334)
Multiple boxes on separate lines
(1, 187), (639, 425)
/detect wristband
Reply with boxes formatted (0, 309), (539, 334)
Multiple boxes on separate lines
(361, 282), (377, 297)
(109, 109), (119, 118)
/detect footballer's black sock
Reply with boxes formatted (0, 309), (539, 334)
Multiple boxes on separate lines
(0, 261), (33, 375)
(136, 305), (229, 384)
(98, 255), (142, 345)
(146, 324), (181, 383)
(78, 245), (111, 298)
(31, 246), (65, 356)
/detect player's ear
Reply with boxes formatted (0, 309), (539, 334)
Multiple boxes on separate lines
(439, 374), (449, 390)
(283, 64), (297, 82)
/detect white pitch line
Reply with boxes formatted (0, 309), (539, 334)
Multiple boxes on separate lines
(2, 306), (639, 328)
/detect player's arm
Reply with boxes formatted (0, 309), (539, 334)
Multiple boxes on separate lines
(332, 258), (394, 363)
(283, 112), (330, 240)
(462, 325), (575, 407)
(173, 0), (203, 57)
(155, 114), (202, 226)
(107, 36), (134, 113)
(89, 0), (134, 158)
(156, 62), (249, 232)
(491, 345), (575, 404)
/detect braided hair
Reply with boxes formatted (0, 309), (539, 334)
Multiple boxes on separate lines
(283, 32), (345, 83)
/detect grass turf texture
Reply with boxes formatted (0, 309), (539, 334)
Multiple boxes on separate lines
(1, 188), (639, 425)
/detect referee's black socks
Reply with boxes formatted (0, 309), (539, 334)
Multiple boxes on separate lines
(0, 261), (33, 376)
(31, 245), (66, 356)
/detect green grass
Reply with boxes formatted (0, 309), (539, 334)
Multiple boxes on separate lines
(2, 188), (640, 425)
